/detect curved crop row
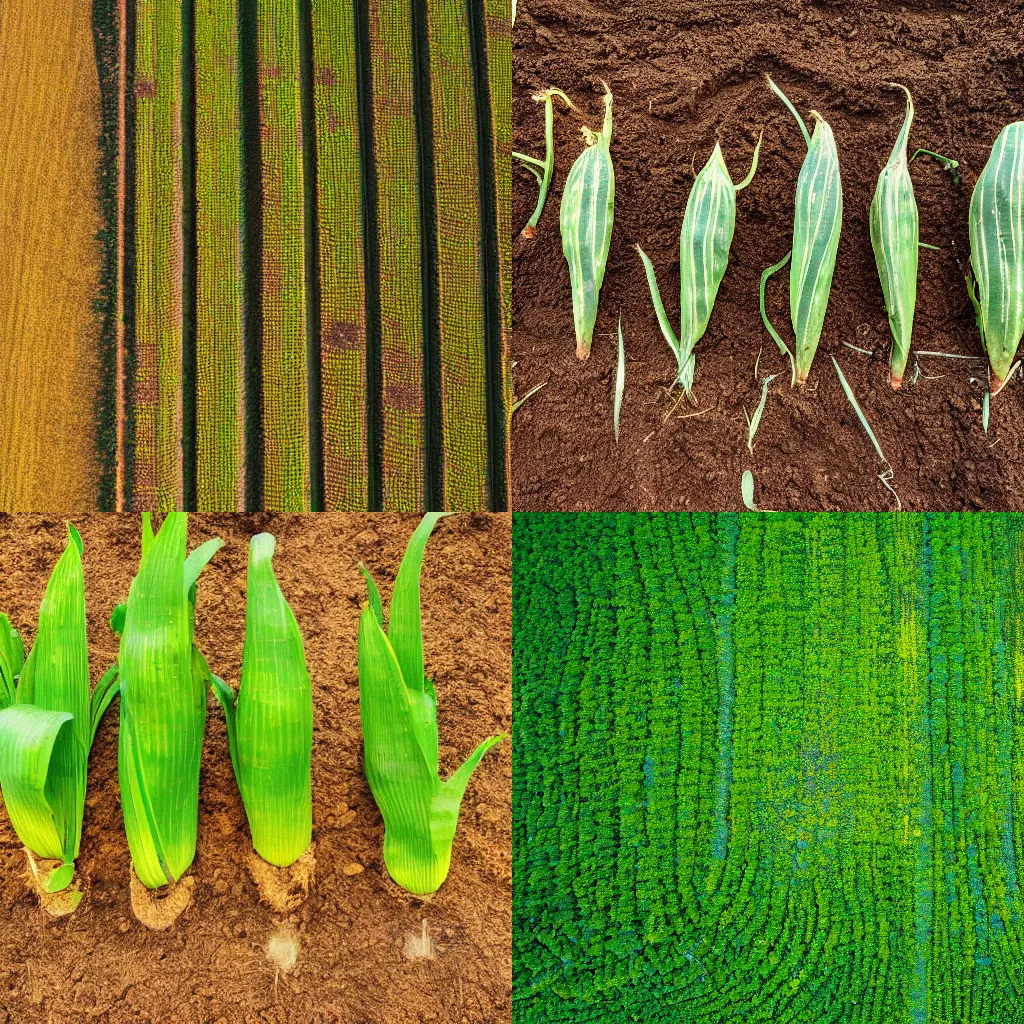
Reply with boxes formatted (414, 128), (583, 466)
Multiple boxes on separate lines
(513, 513), (1024, 1023)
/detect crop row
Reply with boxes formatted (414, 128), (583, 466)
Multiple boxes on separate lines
(516, 80), (1024, 509)
(513, 512), (1024, 1023)
(127, 0), (510, 512)
(0, 513), (502, 921)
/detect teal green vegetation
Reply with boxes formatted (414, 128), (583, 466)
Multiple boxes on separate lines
(513, 513), (1024, 1023)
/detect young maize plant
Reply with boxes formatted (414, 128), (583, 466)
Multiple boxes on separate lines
(967, 122), (1024, 392)
(561, 84), (614, 360)
(211, 534), (313, 868)
(761, 76), (843, 385)
(0, 526), (120, 899)
(636, 134), (762, 396)
(869, 85), (919, 389)
(514, 88), (575, 239)
(113, 513), (223, 890)
(357, 514), (505, 895)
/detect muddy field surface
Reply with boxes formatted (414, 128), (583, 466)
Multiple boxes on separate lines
(513, 0), (1024, 511)
(0, 514), (512, 1024)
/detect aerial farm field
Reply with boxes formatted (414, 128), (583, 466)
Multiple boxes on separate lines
(513, 1), (1024, 511)
(0, 513), (511, 1022)
(513, 512), (1024, 1023)
(0, 1), (105, 511)
(0, 0), (510, 513)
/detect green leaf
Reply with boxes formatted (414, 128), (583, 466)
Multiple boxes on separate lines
(360, 563), (384, 626)
(636, 244), (683, 373)
(389, 514), (453, 777)
(747, 374), (777, 453)
(45, 862), (76, 893)
(561, 85), (615, 359)
(109, 603), (127, 636)
(870, 84), (918, 387)
(9, 525), (90, 863)
(89, 664), (120, 745)
(0, 704), (76, 868)
(759, 251), (796, 385)
(141, 512), (154, 557)
(183, 537), (224, 597)
(969, 123), (1024, 382)
(741, 470), (761, 512)
(234, 533), (312, 868)
(209, 671), (239, 780)
(430, 733), (505, 872)
(0, 615), (24, 709)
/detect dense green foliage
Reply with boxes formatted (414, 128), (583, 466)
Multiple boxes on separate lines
(513, 513), (1024, 1023)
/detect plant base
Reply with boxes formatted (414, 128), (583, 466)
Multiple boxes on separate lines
(24, 850), (83, 917)
(247, 844), (316, 914)
(129, 864), (194, 930)
(379, 868), (438, 905)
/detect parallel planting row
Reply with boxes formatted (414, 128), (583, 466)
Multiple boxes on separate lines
(517, 79), (1024, 509)
(513, 512), (1024, 1023)
(0, 513), (502, 923)
(123, 0), (510, 513)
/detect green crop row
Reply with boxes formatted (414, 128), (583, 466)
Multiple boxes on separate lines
(310, 0), (369, 511)
(0, 514), (502, 916)
(133, 0), (185, 511)
(123, 0), (508, 512)
(426, 0), (487, 511)
(255, 0), (310, 512)
(194, 0), (246, 511)
(513, 512), (1024, 1023)
(366, 0), (426, 512)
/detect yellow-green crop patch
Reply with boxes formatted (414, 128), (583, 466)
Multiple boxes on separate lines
(133, 0), (185, 510)
(195, 0), (245, 510)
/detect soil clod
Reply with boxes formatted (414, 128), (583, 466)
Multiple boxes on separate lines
(247, 844), (316, 913)
(129, 866), (195, 930)
(24, 850), (83, 917)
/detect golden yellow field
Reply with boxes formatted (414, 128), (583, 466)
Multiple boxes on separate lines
(0, 0), (102, 510)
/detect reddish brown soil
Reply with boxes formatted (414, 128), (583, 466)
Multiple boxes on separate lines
(513, 0), (1024, 511)
(0, 514), (511, 1023)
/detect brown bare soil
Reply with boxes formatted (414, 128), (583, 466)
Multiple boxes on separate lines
(0, 2), (102, 511)
(512, 0), (1024, 511)
(0, 513), (511, 1023)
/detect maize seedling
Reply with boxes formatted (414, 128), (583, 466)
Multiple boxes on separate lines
(967, 122), (1024, 392)
(741, 470), (763, 511)
(211, 534), (313, 869)
(637, 133), (761, 396)
(114, 513), (223, 891)
(0, 525), (120, 900)
(869, 84), (919, 389)
(761, 76), (843, 385)
(561, 84), (614, 360)
(513, 88), (575, 239)
(357, 514), (505, 896)
(614, 314), (625, 442)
